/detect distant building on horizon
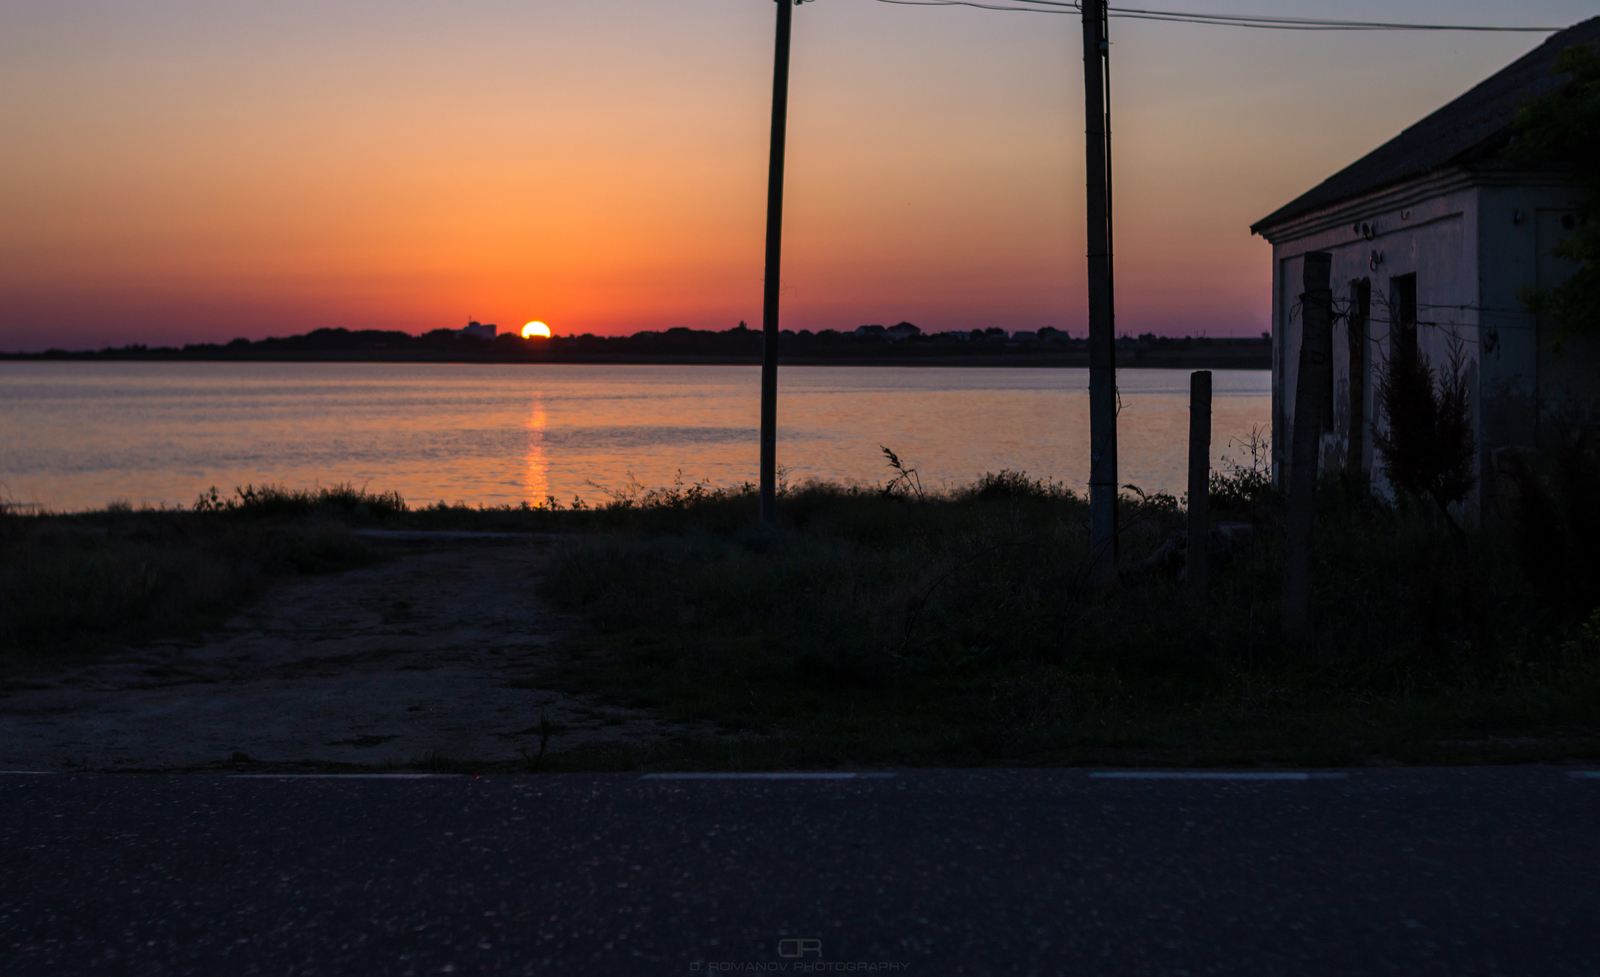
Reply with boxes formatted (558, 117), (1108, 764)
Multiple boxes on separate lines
(459, 320), (498, 340)
(1251, 16), (1600, 518)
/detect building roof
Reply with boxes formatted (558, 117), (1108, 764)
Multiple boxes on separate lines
(1251, 16), (1600, 234)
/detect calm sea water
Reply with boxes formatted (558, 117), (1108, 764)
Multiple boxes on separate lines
(0, 363), (1270, 512)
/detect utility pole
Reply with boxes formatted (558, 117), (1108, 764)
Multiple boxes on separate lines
(758, 0), (795, 525)
(1082, 0), (1118, 586)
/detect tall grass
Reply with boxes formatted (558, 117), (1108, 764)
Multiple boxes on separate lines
(192, 483), (408, 520)
(538, 454), (1600, 766)
(0, 499), (374, 665)
(7, 448), (1597, 768)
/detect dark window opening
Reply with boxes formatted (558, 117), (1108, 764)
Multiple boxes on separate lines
(1321, 313), (1335, 432)
(1390, 273), (1417, 364)
(1347, 278), (1370, 478)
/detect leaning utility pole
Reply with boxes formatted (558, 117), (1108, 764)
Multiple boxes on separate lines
(1082, 0), (1118, 586)
(758, 0), (795, 525)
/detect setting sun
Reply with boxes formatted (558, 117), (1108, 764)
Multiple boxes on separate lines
(522, 321), (551, 339)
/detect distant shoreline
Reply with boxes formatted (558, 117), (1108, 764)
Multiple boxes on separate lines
(1, 325), (1271, 370)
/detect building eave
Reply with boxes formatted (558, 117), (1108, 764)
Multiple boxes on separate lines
(1251, 165), (1579, 247)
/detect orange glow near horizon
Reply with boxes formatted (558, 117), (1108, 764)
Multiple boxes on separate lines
(522, 322), (551, 339)
(0, 1), (1576, 351)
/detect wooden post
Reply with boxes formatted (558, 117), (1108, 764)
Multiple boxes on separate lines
(1283, 252), (1333, 638)
(1346, 279), (1370, 491)
(1082, 0), (1118, 587)
(1187, 370), (1212, 596)
(758, 0), (794, 526)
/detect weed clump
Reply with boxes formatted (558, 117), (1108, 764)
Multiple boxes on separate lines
(193, 483), (408, 520)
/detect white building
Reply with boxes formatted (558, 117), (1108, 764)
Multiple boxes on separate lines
(1251, 17), (1599, 515)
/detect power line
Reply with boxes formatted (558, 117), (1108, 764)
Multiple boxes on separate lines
(873, 0), (1561, 32)
(1113, 6), (1560, 30)
(874, 0), (1067, 12)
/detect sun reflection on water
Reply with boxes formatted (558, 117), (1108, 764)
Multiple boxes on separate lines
(525, 395), (549, 504)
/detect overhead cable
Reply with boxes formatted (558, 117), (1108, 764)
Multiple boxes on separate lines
(873, 0), (1560, 32)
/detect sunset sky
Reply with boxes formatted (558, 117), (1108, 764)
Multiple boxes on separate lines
(1, 0), (1590, 350)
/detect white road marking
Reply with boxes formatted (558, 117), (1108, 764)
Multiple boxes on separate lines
(1090, 771), (1348, 780)
(642, 772), (897, 781)
(228, 773), (461, 779)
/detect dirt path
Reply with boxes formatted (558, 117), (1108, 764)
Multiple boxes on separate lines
(0, 535), (701, 771)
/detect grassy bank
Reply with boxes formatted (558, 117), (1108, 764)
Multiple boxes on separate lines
(6, 457), (1598, 768)
(0, 478), (814, 671)
(534, 457), (1600, 769)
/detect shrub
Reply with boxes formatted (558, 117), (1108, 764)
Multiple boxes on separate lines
(1373, 334), (1476, 532)
(1513, 417), (1600, 616)
(193, 483), (407, 520)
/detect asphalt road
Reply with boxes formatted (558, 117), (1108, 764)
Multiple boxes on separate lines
(2, 767), (1598, 976)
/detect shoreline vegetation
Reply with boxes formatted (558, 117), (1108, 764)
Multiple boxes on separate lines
(4, 441), (1597, 770)
(1, 323), (1271, 370)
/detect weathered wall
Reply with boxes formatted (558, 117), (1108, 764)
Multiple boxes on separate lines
(1474, 181), (1592, 515)
(1268, 172), (1479, 507)
(1266, 170), (1590, 524)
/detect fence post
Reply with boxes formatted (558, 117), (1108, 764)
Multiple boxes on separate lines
(1188, 370), (1212, 597)
(1283, 252), (1333, 639)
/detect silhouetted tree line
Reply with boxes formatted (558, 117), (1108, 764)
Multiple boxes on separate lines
(7, 322), (1270, 364)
